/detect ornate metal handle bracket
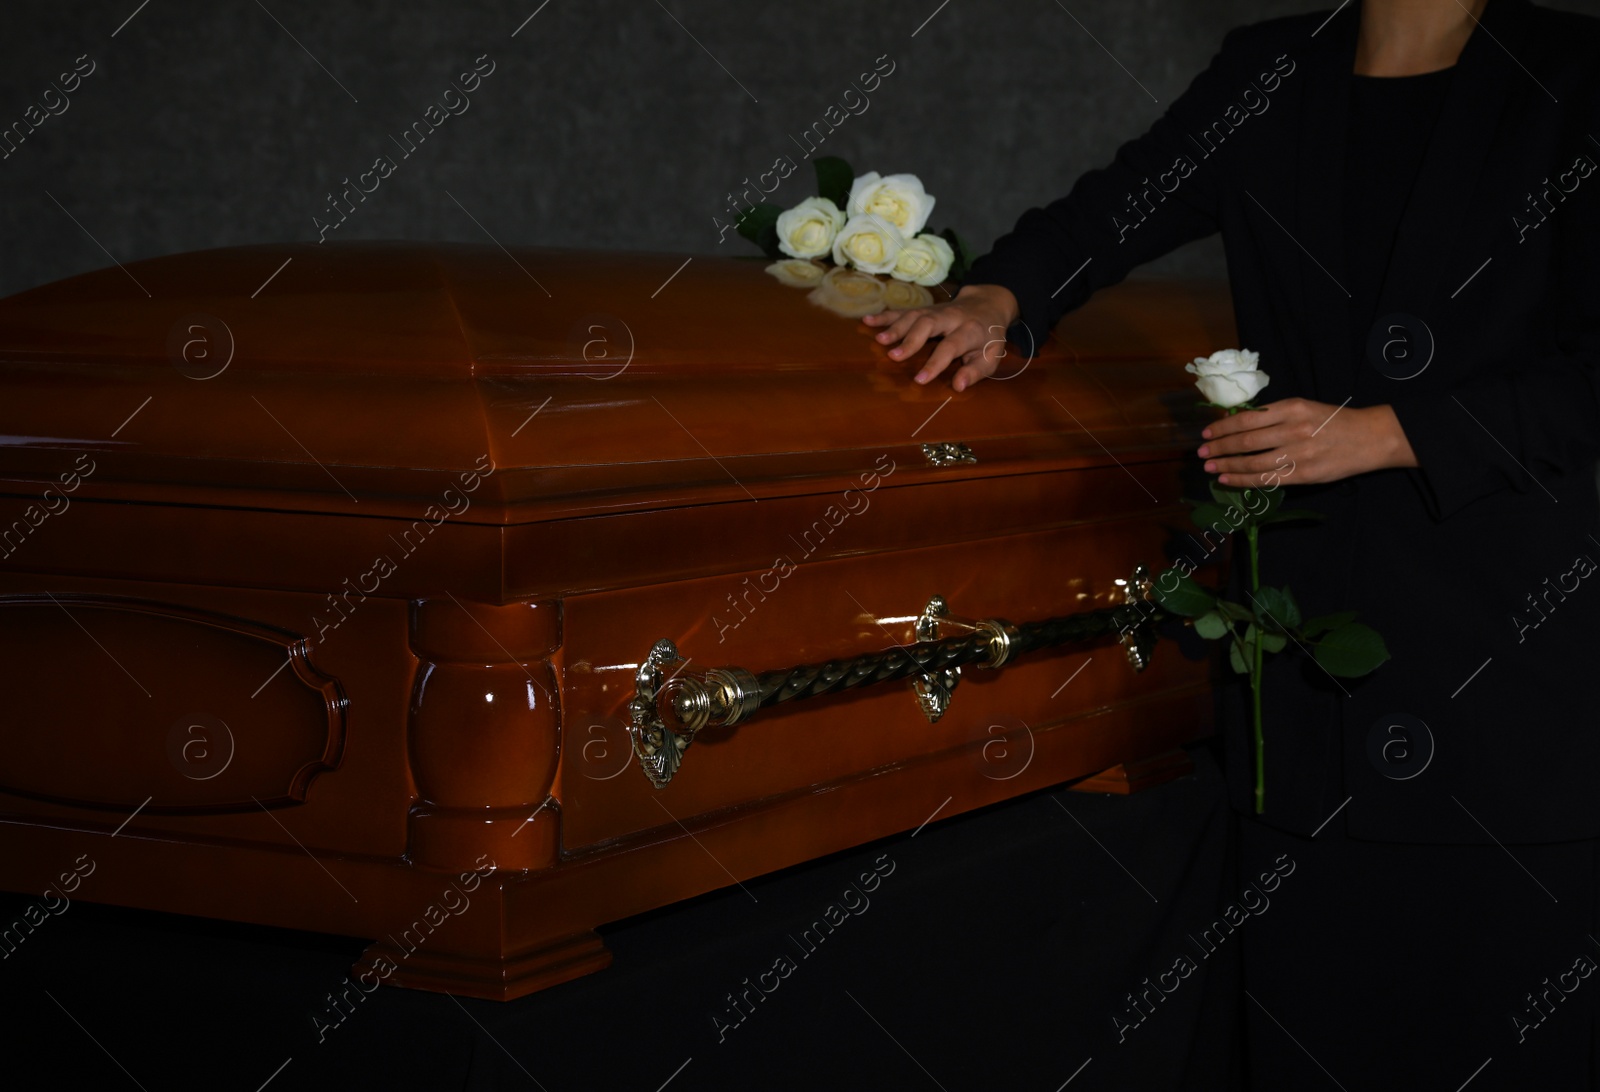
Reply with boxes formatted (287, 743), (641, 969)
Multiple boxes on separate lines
(626, 565), (1161, 788)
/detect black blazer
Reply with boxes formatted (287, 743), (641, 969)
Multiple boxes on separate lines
(966, 0), (1600, 843)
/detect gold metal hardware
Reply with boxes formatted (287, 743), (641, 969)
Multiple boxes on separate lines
(626, 566), (1162, 788)
(1118, 564), (1157, 671)
(921, 441), (976, 467)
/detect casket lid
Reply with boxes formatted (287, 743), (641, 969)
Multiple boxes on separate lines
(0, 242), (1234, 521)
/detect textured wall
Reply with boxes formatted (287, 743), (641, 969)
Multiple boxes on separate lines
(2, 0), (1596, 298)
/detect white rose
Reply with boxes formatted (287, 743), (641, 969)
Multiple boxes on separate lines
(891, 233), (954, 286)
(775, 196), (845, 260)
(882, 279), (934, 310)
(1186, 348), (1270, 408)
(808, 265), (887, 318)
(832, 214), (906, 274)
(766, 258), (827, 288)
(846, 171), (936, 236)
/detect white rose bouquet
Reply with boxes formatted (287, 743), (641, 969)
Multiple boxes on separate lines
(741, 155), (971, 292)
(1154, 348), (1389, 813)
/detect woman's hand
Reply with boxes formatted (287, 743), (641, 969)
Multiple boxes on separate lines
(861, 283), (1022, 392)
(1197, 398), (1419, 486)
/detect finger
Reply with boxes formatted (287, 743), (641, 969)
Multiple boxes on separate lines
(893, 312), (958, 363)
(1209, 451), (1297, 479)
(865, 307), (917, 344)
(876, 307), (934, 346)
(1200, 413), (1290, 451)
(1203, 404), (1282, 439)
(1217, 463), (1331, 486)
(1200, 423), (1299, 459)
(917, 326), (984, 385)
(951, 347), (998, 392)
(916, 334), (965, 384)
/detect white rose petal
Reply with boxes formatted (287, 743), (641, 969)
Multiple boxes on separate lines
(775, 196), (846, 260)
(891, 233), (954, 286)
(808, 265), (888, 318)
(832, 214), (906, 275)
(846, 171), (936, 236)
(1185, 348), (1269, 407)
(1193, 370), (1271, 407)
(766, 258), (827, 287)
(1187, 348), (1260, 379)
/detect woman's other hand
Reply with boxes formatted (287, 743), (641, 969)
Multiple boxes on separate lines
(1197, 397), (1419, 486)
(861, 283), (1022, 392)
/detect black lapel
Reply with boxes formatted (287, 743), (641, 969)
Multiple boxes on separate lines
(1363, 0), (1529, 361)
(1289, 5), (1360, 404)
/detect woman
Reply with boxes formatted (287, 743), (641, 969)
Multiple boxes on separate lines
(868, 0), (1600, 1085)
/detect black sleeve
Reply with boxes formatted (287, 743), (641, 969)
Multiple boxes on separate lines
(1387, 119), (1600, 521)
(963, 27), (1263, 356)
(1388, 347), (1600, 522)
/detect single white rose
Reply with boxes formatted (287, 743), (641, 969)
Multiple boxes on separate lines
(766, 258), (827, 287)
(846, 171), (936, 236)
(882, 279), (934, 310)
(832, 214), (906, 274)
(891, 233), (954, 286)
(775, 196), (846, 260)
(808, 265), (887, 318)
(1186, 348), (1269, 407)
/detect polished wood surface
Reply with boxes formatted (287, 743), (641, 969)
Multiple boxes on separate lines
(0, 243), (1233, 522)
(0, 243), (1232, 999)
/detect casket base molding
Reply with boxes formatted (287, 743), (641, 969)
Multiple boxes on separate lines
(355, 931), (614, 1002)
(0, 683), (1207, 1002)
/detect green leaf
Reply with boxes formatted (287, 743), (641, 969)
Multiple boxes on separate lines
(1151, 570), (1216, 618)
(1216, 600), (1253, 622)
(1252, 585), (1301, 631)
(1188, 501), (1234, 536)
(735, 203), (785, 259)
(1314, 622), (1390, 678)
(939, 227), (974, 280)
(1228, 638), (1249, 674)
(1281, 586), (1302, 629)
(1204, 477), (1287, 527)
(1246, 483), (1285, 520)
(1262, 507), (1325, 525)
(814, 156), (854, 210)
(1300, 611), (1357, 639)
(1208, 479), (1245, 508)
(1194, 610), (1230, 640)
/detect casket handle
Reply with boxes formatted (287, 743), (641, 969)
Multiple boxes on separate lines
(625, 565), (1164, 788)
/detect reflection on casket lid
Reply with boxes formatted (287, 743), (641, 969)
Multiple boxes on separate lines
(0, 243), (1234, 521)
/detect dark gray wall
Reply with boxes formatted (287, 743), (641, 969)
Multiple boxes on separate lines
(4, 0), (1597, 299)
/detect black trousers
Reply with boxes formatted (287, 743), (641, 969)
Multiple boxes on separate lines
(1238, 814), (1600, 1089)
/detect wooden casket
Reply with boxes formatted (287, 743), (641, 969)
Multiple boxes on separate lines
(0, 243), (1231, 1000)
